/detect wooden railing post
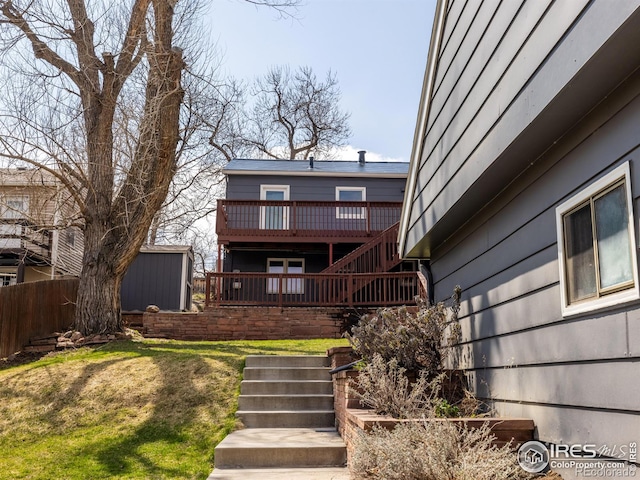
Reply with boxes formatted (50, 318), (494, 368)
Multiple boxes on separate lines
(292, 201), (297, 235)
(205, 273), (211, 307)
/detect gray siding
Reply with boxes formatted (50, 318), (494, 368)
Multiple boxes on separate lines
(121, 252), (188, 311)
(226, 175), (406, 202)
(404, 0), (640, 257)
(431, 77), (640, 453)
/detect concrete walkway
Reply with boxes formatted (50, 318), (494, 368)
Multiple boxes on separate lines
(208, 355), (350, 479)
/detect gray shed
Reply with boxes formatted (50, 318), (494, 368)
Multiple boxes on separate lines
(121, 245), (194, 312)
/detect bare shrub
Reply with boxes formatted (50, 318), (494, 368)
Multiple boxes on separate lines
(347, 290), (461, 376)
(354, 353), (440, 419)
(351, 420), (534, 480)
(347, 304), (446, 374)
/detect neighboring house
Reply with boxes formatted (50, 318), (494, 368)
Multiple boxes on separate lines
(399, 0), (640, 472)
(121, 245), (194, 312)
(212, 154), (418, 306)
(0, 168), (82, 285)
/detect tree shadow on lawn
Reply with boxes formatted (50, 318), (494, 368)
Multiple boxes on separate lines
(88, 346), (239, 479)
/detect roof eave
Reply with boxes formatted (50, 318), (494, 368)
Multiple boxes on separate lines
(398, 0), (449, 259)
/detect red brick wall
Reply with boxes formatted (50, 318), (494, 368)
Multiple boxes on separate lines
(143, 307), (352, 340)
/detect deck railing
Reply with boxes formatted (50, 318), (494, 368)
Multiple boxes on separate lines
(216, 199), (403, 243)
(205, 271), (419, 308)
(0, 218), (51, 258)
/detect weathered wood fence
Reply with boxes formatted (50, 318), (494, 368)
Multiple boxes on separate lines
(0, 279), (78, 358)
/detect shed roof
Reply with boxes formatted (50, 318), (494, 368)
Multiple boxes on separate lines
(223, 159), (409, 178)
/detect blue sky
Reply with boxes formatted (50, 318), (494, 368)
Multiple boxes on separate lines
(205, 0), (437, 162)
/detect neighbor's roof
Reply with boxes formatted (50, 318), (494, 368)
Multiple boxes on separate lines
(223, 159), (409, 178)
(139, 245), (193, 254)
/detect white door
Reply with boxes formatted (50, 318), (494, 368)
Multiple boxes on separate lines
(260, 185), (289, 230)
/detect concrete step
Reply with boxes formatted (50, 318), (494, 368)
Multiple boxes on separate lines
(241, 380), (333, 395)
(238, 394), (334, 411)
(237, 410), (335, 428)
(245, 355), (330, 368)
(208, 467), (350, 479)
(213, 428), (347, 469)
(243, 367), (331, 381)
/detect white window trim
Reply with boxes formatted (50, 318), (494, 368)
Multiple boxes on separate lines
(266, 258), (305, 294)
(555, 162), (640, 317)
(2, 195), (29, 219)
(260, 185), (290, 230)
(335, 186), (366, 219)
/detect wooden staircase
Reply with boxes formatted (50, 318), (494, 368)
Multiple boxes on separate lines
(320, 222), (408, 304)
(321, 222), (401, 274)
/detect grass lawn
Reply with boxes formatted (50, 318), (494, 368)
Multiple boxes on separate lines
(0, 337), (348, 480)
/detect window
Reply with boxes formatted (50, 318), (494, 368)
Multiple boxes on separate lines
(66, 229), (76, 247)
(267, 258), (304, 294)
(336, 187), (366, 219)
(0, 273), (17, 287)
(2, 196), (29, 219)
(556, 162), (639, 316)
(260, 185), (289, 230)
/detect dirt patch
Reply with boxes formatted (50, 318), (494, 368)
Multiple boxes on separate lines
(0, 351), (48, 370)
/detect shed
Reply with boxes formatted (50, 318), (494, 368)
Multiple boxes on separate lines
(121, 245), (194, 312)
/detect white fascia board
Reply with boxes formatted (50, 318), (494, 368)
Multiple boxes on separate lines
(398, 0), (449, 259)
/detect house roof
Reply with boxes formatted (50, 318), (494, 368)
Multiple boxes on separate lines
(139, 245), (193, 255)
(223, 159), (409, 178)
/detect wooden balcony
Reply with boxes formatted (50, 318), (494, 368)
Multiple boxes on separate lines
(216, 199), (403, 244)
(205, 271), (419, 308)
(0, 218), (52, 260)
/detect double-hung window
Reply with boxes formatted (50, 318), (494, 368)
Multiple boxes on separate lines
(336, 187), (366, 219)
(556, 162), (639, 316)
(2, 196), (29, 219)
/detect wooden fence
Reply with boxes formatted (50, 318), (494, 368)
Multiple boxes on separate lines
(0, 278), (78, 358)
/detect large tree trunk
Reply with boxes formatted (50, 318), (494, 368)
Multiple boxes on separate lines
(73, 0), (184, 335)
(74, 225), (122, 335)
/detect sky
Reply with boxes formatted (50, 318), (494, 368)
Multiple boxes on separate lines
(204, 0), (437, 163)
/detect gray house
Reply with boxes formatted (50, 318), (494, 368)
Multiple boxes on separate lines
(213, 155), (418, 307)
(399, 0), (640, 473)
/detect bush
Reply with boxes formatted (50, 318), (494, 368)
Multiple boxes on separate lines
(354, 353), (439, 419)
(346, 289), (461, 376)
(350, 420), (534, 480)
(346, 303), (445, 374)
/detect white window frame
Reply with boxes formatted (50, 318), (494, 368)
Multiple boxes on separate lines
(260, 185), (290, 230)
(0, 272), (17, 287)
(2, 195), (29, 219)
(555, 162), (640, 317)
(266, 258), (305, 294)
(335, 186), (366, 219)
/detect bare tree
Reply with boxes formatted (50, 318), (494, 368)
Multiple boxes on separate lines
(246, 66), (351, 160)
(0, 0), (190, 335)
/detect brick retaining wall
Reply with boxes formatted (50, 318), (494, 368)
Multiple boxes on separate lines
(143, 307), (359, 340)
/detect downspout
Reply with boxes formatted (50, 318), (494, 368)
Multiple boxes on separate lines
(398, 0), (449, 258)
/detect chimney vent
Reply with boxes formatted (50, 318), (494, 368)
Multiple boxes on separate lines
(358, 150), (366, 165)
(309, 156), (314, 169)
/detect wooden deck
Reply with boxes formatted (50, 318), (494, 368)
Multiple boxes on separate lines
(216, 199), (402, 244)
(206, 271), (419, 308)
